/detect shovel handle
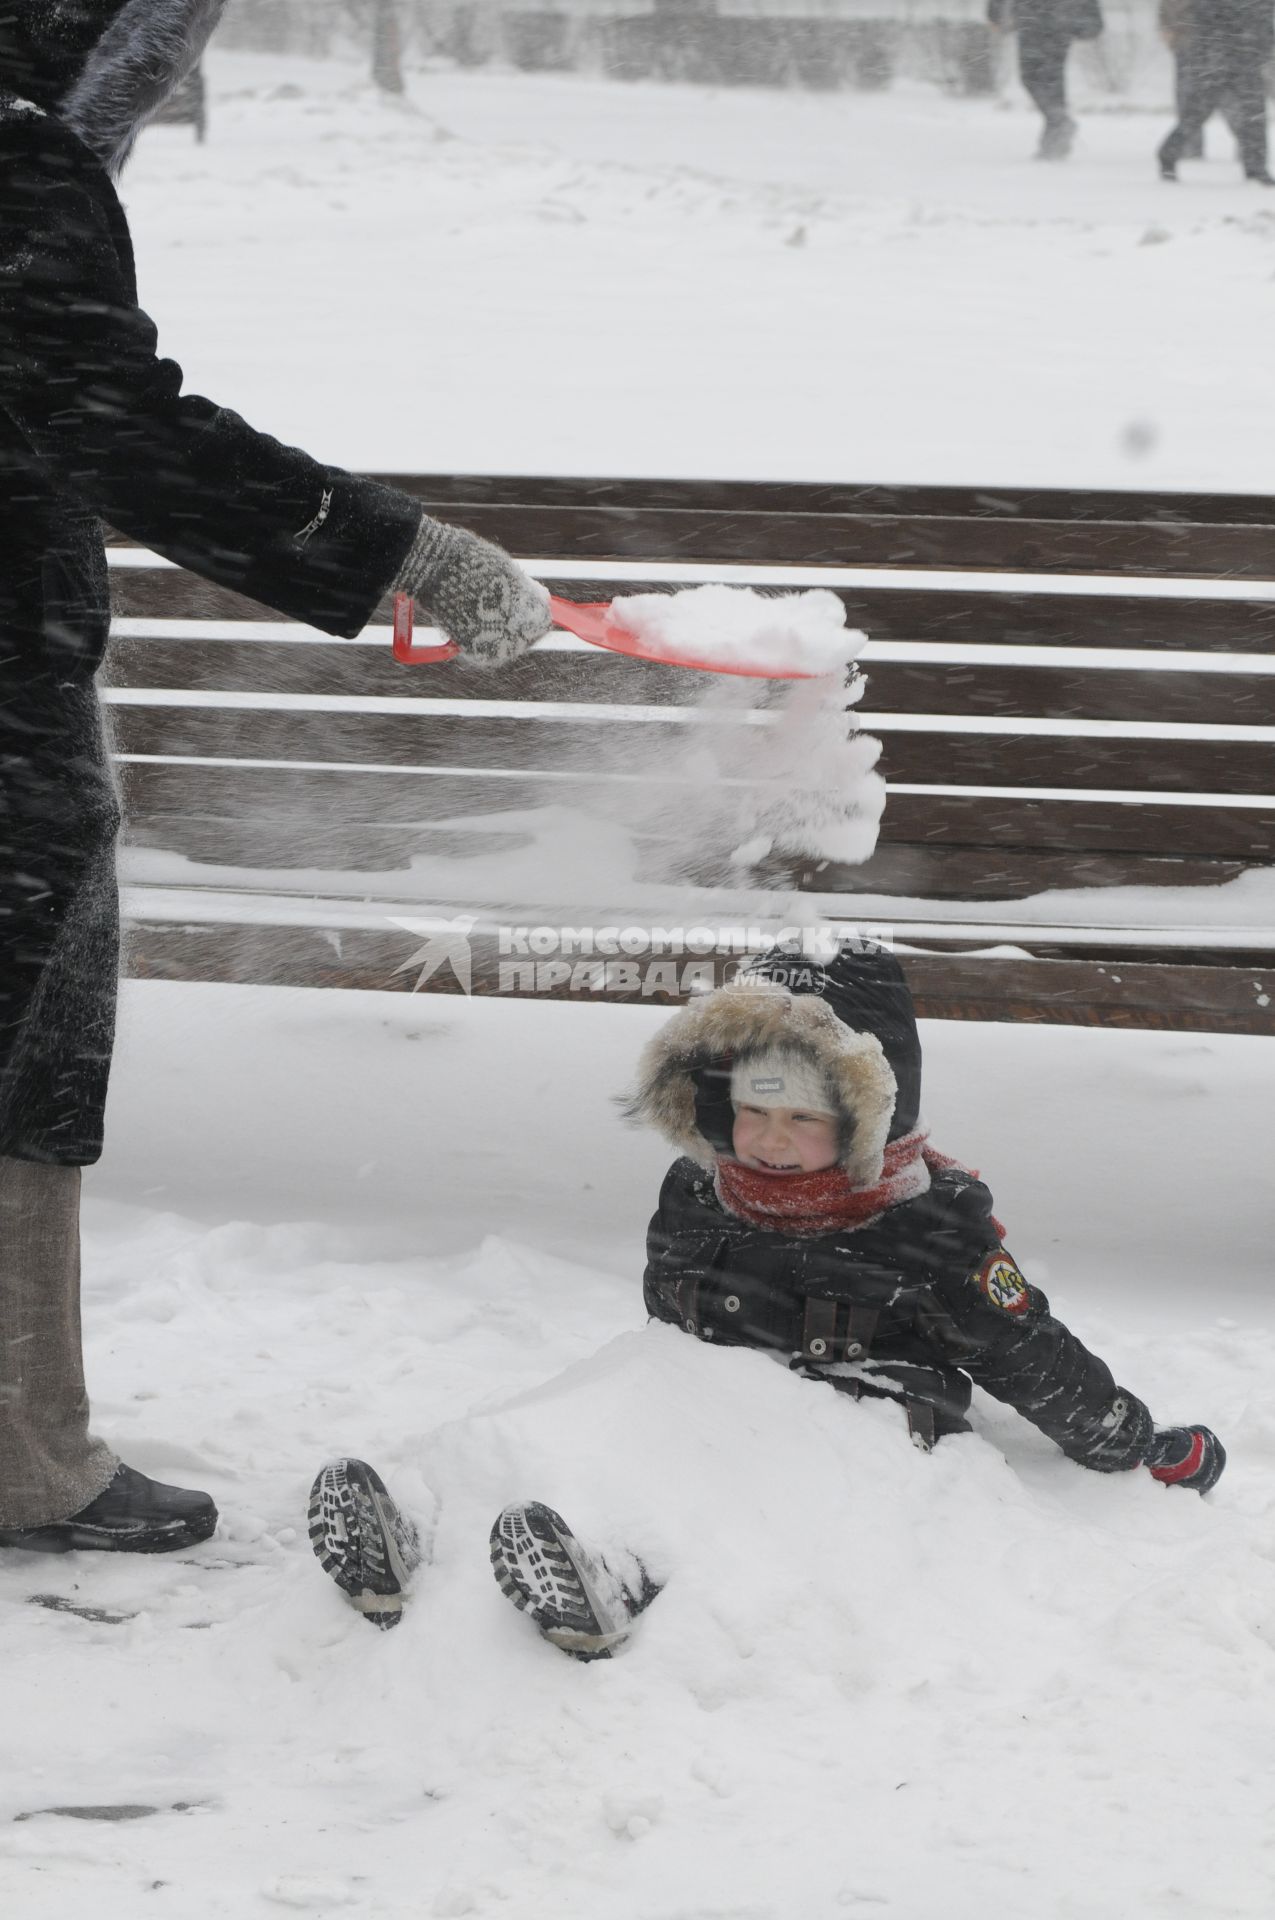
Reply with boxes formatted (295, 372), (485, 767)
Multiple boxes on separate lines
(392, 592), (460, 664)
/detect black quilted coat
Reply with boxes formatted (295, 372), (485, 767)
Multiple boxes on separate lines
(0, 6), (421, 1161)
(645, 1157), (1154, 1467)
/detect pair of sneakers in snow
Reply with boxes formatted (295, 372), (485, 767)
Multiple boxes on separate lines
(307, 1459), (658, 1656)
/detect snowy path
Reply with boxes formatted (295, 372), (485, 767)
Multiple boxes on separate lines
(3, 984), (1273, 1916)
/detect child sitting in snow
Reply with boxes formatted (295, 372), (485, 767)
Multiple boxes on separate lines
(309, 942), (1225, 1650)
(482, 940), (1226, 1657)
(631, 939), (1217, 1462)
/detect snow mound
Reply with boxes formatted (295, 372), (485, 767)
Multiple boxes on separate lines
(611, 585), (863, 676)
(292, 1321), (1275, 1917)
(4, 986), (1271, 1917)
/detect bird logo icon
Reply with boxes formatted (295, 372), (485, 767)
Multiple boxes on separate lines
(388, 914), (477, 994)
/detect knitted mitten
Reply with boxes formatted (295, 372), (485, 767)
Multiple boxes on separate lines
(392, 514), (551, 667)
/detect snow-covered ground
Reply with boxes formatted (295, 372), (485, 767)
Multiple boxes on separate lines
(0, 983), (1271, 1918)
(121, 48), (1275, 490)
(6, 47), (1275, 1920)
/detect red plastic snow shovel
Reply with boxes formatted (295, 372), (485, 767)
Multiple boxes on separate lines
(391, 593), (820, 680)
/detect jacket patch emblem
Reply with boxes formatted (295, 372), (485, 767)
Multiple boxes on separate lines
(974, 1250), (1030, 1315)
(294, 487), (334, 548)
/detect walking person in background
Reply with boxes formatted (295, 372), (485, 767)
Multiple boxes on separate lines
(1158, 0), (1275, 184)
(988, 0), (1105, 161)
(0, 1), (549, 1560)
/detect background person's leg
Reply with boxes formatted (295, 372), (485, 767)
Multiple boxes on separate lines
(1175, 41), (1205, 158)
(1159, 74), (1221, 175)
(1019, 29), (1074, 157)
(1162, 29), (1249, 178)
(1227, 64), (1271, 179)
(0, 1156), (117, 1528)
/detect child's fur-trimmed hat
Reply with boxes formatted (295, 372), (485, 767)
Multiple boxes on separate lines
(624, 941), (923, 1186)
(626, 973), (897, 1187)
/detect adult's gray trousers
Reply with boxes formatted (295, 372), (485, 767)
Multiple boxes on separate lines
(0, 1155), (117, 1527)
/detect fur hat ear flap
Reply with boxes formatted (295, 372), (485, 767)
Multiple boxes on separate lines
(820, 1030), (897, 1187)
(623, 979), (899, 1183)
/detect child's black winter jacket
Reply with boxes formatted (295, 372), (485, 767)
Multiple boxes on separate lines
(645, 1157), (1153, 1467)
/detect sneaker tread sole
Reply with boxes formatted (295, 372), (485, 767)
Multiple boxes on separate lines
(490, 1502), (634, 1661)
(307, 1459), (421, 1630)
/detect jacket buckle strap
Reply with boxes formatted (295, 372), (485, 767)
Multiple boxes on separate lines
(906, 1400), (937, 1453)
(800, 1297), (839, 1364)
(842, 1305), (879, 1363)
(677, 1273), (702, 1337)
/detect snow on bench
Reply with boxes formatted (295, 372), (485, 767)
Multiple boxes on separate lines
(103, 474), (1275, 1034)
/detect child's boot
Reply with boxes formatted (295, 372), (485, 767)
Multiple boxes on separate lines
(490, 1502), (658, 1660)
(308, 1458), (422, 1629)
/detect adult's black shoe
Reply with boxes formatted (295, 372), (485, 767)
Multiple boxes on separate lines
(0, 1465), (218, 1554)
(1246, 170), (1275, 186)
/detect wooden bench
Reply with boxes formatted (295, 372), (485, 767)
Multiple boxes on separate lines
(103, 473), (1275, 1035)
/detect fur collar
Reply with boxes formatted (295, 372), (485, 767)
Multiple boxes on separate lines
(61, 0), (226, 173)
(625, 979), (899, 1188)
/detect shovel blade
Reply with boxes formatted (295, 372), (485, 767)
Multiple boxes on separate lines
(547, 595), (817, 680)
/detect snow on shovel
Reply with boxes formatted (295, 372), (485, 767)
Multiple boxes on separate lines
(392, 585), (860, 680)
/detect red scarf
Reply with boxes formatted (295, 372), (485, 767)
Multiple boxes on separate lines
(714, 1131), (980, 1238)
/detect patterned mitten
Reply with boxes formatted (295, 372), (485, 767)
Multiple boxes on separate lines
(1144, 1425), (1226, 1493)
(393, 514), (551, 667)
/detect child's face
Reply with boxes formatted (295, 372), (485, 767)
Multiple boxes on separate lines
(731, 1104), (840, 1175)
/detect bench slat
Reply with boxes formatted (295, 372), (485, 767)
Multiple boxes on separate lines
(740, 842), (1249, 902)
(102, 637), (714, 704)
(105, 511), (1275, 579)
(109, 706), (694, 769)
(388, 503), (1275, 580)
(114, 762), (1275, 860)
(119, 918), (1275, 1035)
(374, 472), (1275, 529)
(102, 472), (1275, 528)
(881, 731), (1275, 797)
(122, 818), (536, 870)
(107, 705), (1275, 797)
(118, 813), (1250, 902)
(101, 471), (1275, 573)
(858, 664), (1275, 727)
(877, 791), (1275, 860)
(101, 635), (1275, 728)
(108, 572), (1275, 655)
(902, 953), (1275, 1032)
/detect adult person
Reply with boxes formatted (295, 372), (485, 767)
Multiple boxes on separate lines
(1158, 0), (1275, 184)
(0, 0), (550, 1556)
(988, 0), (1105, 161)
